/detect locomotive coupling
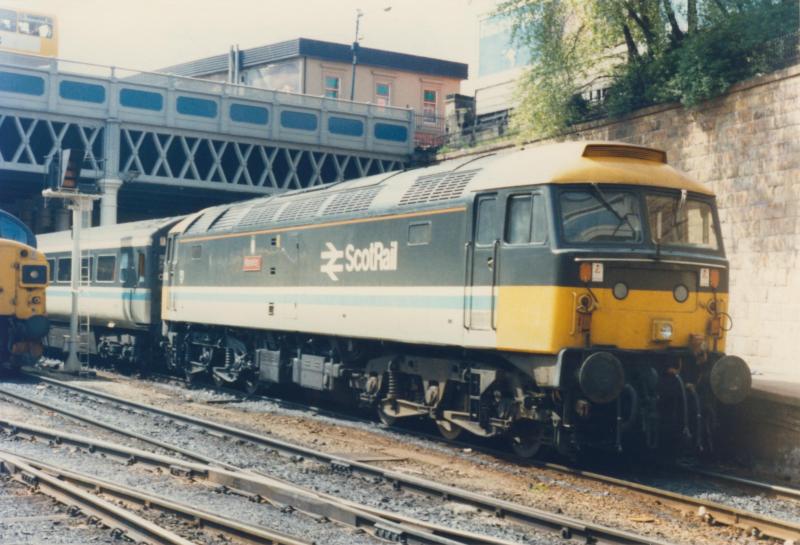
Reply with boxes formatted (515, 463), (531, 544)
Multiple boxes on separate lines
(577, 351), (625, 404)
(709, 355), (751, 404)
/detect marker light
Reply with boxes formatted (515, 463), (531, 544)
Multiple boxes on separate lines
(579, 263), (592, 283)
(652, 320), (674, 342)
(710, 269), (720, 289)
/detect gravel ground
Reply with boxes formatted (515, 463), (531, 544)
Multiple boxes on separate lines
(0, 475), (119, 545)
(632, 472), (800, 524)
(3, 374), (775, 544)
(0, 380), (553, 545)
(0, 433), (380, 545)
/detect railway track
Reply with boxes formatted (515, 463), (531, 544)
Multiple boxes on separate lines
(4, 373), (800, 542)
(0, 450), (315, 545)
(130, 369), (800, 521)
(0, 375), (673, 545)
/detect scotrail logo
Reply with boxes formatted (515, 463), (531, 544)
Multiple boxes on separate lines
(320, 242), (345, 281)
(320, 241), (398, 281)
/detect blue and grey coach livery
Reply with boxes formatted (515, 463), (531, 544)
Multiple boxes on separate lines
(39, 141), (753, 456)
(39, 217), (180, 368)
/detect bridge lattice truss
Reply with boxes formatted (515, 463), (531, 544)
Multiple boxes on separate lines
(0, 111), (403, 193)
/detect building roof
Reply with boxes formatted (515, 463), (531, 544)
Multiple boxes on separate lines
(159, 38), (469, 80)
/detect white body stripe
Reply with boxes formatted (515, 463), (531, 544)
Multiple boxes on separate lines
(46, 286), (152, 330)
(165, 285), (497, 349)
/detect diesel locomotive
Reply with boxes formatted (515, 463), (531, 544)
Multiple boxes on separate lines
(39, 141), (752, 456)
(0, 209), (49, 372)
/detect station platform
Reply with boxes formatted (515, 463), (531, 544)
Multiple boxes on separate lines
(751, 372), (800, 407)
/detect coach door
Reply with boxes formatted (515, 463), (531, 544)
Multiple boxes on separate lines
(467, 194), (498, 330)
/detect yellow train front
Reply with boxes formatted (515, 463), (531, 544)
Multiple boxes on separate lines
(485, 142), (750, 455)
(0, 210), (49, 373)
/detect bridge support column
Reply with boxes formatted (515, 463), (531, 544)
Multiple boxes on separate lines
(99, 178), (122, 226)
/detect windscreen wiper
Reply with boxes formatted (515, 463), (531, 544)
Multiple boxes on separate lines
(590, 183), (636, 237)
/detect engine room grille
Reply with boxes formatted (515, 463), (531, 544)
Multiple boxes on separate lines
(208, 205), (251, 232)
(185, 207), (226, 234)
(398, 169), (479, 206)
(322, 186), (383, 216)
(238, 201), (284, 228)
(277, 195), (329, 223)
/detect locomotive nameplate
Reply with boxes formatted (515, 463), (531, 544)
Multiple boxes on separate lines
(243, 255), (262, 272)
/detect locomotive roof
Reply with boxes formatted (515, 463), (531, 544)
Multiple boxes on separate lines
(38, 216), (182, 253)
(175, 141), (713, 239)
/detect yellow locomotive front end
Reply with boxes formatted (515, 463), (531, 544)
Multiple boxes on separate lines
(483, 143), (750, 454)
(0, 239), (49, 372)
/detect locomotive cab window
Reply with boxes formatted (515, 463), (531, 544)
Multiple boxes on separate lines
(505, 194), (548, 245)
(408, 222), (431, 245)
(46, 258), (55, 282)
(475, 195), (498, 246)
(96, 255), (116, 283)
(559, 188), (643, 244)
(646, 193), (720, 251)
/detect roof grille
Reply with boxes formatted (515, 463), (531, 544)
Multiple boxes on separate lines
(323, 187), (383, 216)
(208, 205), (251, 232)
(583, 144), (667, 163)
(238, 201), (284, 228)
(398, 169), (479, 206)
(185, 208), (225, 234)
(277, 195), (328, 223)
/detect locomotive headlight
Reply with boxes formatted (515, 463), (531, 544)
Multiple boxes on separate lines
(612, 282), (628, 300)
(673, 284), (689, 303)
(652, 320), (674, 342)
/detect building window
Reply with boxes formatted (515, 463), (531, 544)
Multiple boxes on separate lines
(375, 82), (391, 106)
(423, 89), (437, 123)
(324, 76), (340, 99)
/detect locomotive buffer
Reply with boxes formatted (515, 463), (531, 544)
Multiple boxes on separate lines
(42, 148), (100, 373)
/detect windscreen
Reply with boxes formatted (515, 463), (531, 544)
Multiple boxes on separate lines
(646, 194), (719, 251)
(559, 188), (643, 244)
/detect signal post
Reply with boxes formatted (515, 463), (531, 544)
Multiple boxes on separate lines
(42, 148), (101, 374)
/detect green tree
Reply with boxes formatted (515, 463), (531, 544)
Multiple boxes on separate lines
(497, 0), (798, 138)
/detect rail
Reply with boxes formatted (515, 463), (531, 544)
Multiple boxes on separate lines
(1, 376), (674, 545)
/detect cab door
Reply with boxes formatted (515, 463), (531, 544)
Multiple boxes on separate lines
(467, 193), (499, 330)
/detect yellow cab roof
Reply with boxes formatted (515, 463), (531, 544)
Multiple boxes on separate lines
(468, 140), (713, 196)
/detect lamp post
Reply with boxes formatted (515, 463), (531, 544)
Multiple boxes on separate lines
(349, 6), (391, 102)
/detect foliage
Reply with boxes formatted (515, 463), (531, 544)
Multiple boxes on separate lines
(497, 0), (799, 138)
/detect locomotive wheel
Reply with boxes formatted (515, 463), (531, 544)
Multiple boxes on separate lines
(436, 419), (463, 441)
(377, 405), (398, 426)
(240, 373), (260, 396)
(508, 420), (544, 458)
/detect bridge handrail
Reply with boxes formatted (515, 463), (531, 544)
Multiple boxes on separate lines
(0, 51), (414, 120)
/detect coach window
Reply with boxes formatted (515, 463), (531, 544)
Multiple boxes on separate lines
(191, 245), (202, 259)
(46, 259), (55, 282)
(408, 222), (431, 245)
(57, 258), (70, 282)
(96, 255), (116, 283)
(475, 195), (497, 246)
